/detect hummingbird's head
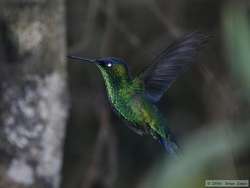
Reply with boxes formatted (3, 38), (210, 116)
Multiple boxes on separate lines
(96, 57), (130, 78)
(67, 55), (130, 79)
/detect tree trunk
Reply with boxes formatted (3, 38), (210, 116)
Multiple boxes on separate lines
(0, 1), (67, 188)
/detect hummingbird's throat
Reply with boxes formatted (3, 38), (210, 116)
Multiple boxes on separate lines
(97, 65), (129, 103)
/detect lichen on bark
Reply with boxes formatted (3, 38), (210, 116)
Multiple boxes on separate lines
(0, 0), (68, 187)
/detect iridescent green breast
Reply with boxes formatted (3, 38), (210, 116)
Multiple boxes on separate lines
(114, 87), (166, 138)
(97, 63), (166, 138)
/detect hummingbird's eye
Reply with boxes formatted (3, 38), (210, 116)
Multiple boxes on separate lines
(107, 62), (112, 67)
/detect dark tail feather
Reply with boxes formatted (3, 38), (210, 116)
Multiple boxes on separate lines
(159, 137), (179, 155)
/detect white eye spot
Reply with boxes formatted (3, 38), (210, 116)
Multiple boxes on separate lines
(107, 63), (112, 67)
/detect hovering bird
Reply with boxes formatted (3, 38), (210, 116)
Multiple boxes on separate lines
(68, 32), (208, 154)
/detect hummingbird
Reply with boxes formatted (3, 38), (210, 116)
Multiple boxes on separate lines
(68, 32), (208, 154)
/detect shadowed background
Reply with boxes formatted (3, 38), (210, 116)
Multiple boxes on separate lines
(63, 0), (249, 188)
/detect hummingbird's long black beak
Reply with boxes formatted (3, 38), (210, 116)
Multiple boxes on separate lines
(67, 55), (97, 63)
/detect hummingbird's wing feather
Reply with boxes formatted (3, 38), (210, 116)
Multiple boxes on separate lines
(138, 32), (208, 103)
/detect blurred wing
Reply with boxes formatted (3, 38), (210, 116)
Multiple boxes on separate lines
(138, 32), (208, 103)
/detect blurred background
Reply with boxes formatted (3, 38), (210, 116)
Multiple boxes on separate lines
(0, 0), (249, 188)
